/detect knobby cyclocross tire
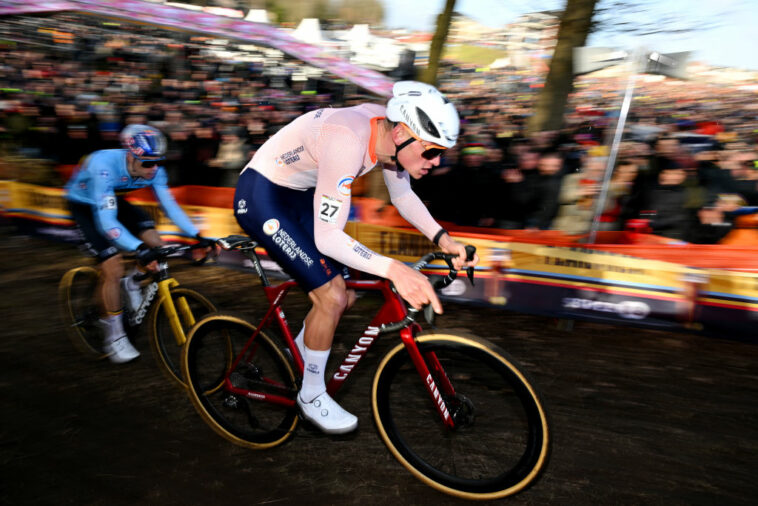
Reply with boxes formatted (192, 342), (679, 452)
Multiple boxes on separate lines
(371, 332), (550, 500)
(148, 287), (216, 388)
(181, 313), (299, 449)
(59, 266), (107, 359)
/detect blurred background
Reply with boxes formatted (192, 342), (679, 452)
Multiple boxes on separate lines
(1, 0), (757, 243)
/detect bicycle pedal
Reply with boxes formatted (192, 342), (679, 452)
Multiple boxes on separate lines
(222, 393), (242, 409)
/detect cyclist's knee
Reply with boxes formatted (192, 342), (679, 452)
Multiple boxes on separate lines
(310, 276), (349, 315)
(139, 228), (162, 248)
(346, 288), (357, 311)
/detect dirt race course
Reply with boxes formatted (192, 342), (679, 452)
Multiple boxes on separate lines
(1, 231), (757, 506)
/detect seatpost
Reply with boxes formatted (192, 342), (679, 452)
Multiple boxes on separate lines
(240, 246), (271, 287)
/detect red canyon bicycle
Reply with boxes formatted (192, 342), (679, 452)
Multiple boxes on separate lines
(181, 235), (550, 500)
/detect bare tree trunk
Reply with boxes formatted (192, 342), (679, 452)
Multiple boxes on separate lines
(528, 0), (597, 135)
(420, 0), (456, 85)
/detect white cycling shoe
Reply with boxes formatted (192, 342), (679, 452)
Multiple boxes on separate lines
(297, 391), (358, 434)
(104, 335), (141, 364)
(120, 276), (144, 314)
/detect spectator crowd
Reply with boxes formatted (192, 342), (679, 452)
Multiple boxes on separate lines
(2, 12), (757, 244)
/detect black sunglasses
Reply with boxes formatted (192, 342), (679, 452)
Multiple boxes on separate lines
(140, 159), (161, 168)
(421, 147), (446, 160)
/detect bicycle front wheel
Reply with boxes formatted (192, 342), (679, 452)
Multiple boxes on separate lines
(182, 314), (299, 449)
(59, 266), (106, 359)
(372, 332), (550, 500)
(148, 286), (216, 387)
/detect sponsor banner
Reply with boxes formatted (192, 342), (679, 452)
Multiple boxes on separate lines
(0, 180), (12, 211)
(0, 181), (246, 241)
(0, 0), (74, 15)
(352, 222), (758, 339)
(2, 182), (72, 226)
(4, 181), (757, 339)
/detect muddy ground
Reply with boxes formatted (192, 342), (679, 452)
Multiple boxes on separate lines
(1, 231), (756, 505)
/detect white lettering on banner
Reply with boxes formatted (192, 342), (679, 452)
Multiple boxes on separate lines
(333, 326), (380, 380)
(426, 374), (450, 421)
(562, 298), (651, 320)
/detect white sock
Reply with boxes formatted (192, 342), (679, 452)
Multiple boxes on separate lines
(125, 267), (141, 291)
(299, 346), (330, 403)
(293, 321), (306, 358)
(99, 312), (125, 343)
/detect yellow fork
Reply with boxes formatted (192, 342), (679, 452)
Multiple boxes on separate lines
(156, 278), (196, 346)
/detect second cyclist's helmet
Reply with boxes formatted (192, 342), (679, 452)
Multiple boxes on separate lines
(120, 124), (166, 158)
(385, 81), (459, 148)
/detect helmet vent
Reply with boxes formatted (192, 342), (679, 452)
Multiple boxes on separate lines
(415, 107), (440, 139)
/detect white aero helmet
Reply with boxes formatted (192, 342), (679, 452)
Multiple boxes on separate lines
(386, 81), (459, 149)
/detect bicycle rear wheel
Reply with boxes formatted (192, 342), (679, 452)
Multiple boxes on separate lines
(59, 266), (106, 359)
(182, 314), (299, 449)
(148, 286), (216, 387)
(372, 332), (550, 500)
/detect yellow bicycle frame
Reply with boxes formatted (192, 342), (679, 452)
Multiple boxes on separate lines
(156, 278), (197, 346)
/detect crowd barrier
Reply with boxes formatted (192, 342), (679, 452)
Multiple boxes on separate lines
(1, 180), (756, 341)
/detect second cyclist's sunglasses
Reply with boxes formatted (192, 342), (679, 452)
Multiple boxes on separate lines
(136, 156), (165, 168)
(400, 124), (447, 160)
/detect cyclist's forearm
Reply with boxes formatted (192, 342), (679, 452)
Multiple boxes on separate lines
(390, 190), (442, 241)
(152, 185), (199, 237)
(94, 208), (142, 251)
(314, 228), (393, 278)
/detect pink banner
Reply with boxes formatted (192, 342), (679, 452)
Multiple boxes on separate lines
(0, 0), (394, 96)
(0, 0), (76, 15)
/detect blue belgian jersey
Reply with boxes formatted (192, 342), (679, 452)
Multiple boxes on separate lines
(66, 149), (198, 251)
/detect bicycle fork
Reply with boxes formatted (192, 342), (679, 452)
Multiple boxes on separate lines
(156, 279), (195, 346)
(400, 330), (457, 430)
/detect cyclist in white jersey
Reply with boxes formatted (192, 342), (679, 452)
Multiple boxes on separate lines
(234, 81), (479, 434)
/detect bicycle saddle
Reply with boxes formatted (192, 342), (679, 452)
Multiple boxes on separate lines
(218, 235), (257, 251)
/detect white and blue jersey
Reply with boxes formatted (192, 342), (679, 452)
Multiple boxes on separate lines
(66, 149), (198, 251)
